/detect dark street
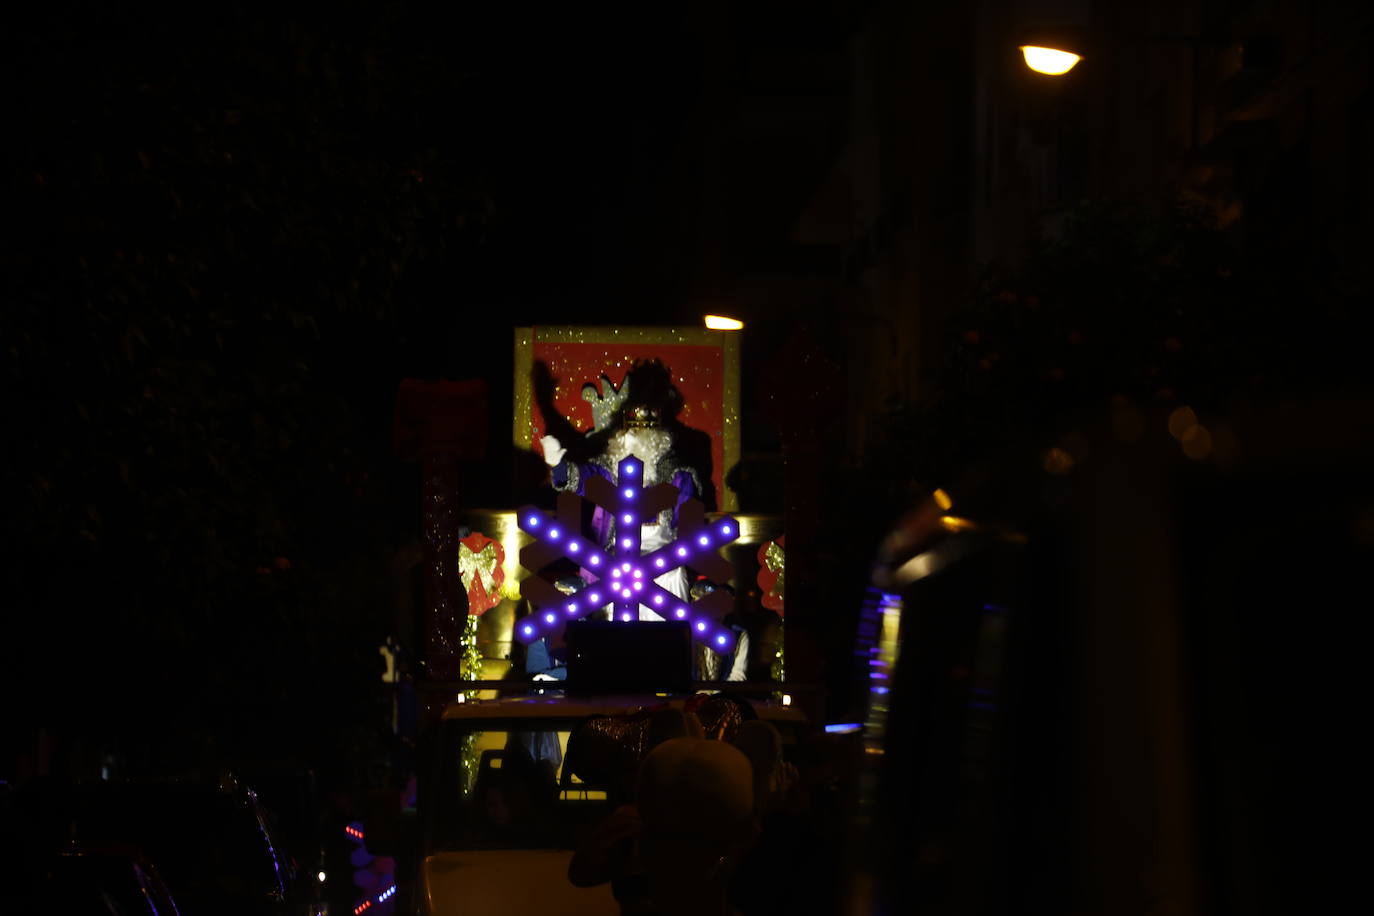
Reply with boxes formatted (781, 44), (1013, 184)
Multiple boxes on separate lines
(4, 2), (1370, 914)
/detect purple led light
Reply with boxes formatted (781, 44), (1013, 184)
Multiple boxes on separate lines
(517, 459), (732, 652)
(621, 613), (633, 621)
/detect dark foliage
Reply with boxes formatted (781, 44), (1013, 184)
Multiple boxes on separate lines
(4, 4), (492, 773)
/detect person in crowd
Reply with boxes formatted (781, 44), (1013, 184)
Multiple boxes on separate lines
(569, 711), (769, 916)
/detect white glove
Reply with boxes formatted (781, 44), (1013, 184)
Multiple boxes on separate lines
(540, 435), (567, 468)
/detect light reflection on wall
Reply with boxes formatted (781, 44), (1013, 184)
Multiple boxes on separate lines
(854, 587), (904, 828)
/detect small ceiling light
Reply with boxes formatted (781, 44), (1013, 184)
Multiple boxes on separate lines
(1020, 45), (1082, 75)
(704, 315), (744, 331)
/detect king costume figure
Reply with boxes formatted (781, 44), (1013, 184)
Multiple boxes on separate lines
(538, 360), (747, 680)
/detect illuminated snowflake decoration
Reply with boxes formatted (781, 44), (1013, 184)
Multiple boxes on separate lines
(516, 456), (741, 652)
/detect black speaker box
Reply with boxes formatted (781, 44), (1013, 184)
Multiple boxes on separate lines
(563, 620), (693, 695)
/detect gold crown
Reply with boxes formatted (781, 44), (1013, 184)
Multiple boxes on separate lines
(624, 405), (661, 429)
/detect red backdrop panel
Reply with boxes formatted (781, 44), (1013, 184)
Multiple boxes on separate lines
(527, 340), (726, 501)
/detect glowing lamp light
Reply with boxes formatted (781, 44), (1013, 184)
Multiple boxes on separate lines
(633, 581), (643, 592)
(566, 602), (577, 613)
(621, 562), (632, 572)
(548, 528), (560, 539)
(522, 625), (534, 637)
(318, 871), (327, 883)
(716, 634), (728, 646)
(696, 621), (707, 631)
(622, 538), (632, 548)
(589, 592), (601, 604)
(589, 556), (601, 566)
(1020, 45), (1081, 75)
(704, 314), (745, 331)
(622, 589), (632, 599)
(655, 557), (666, 568)
(545, 613), (556, 624)
(623, 463), (637, 476)
(698, 535), (709, 546)
(612, 568), (622, 578)
(622, 613), (633, 621)
(569, 542), (580, 553)
(622, 514), (634, 524)
(623, 488), (636, 499)
(632, 569), (642, 579)
(677, 547), (688, 557)
(654, 595), (665, 605)
(675, 607), (687, 618)
(719, 524), (732, 536)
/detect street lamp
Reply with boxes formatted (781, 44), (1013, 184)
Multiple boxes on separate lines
(1020, 45), (1082, 75)
(704, 315), (744, 331)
